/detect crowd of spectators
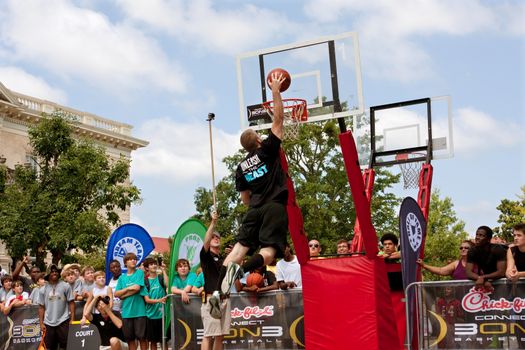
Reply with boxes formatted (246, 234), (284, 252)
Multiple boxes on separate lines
(1, 222), (523, 349)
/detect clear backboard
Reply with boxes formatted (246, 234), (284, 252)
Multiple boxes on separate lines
(236, 32), (364, 131)
(354, 96), (454, 169)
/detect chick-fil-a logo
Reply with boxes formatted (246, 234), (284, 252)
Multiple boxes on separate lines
(231, 305), (274, 320)
(462, 287), (525, 313)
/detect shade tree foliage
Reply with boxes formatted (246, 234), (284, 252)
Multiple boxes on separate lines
(0, 112), (141, 268)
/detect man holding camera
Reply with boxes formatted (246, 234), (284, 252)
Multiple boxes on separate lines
(83, 295), (127, 350)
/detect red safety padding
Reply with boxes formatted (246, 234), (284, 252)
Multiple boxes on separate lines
(302, 256), (402, 350)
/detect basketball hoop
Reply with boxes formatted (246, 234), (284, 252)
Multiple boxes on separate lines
(262, 98), (308, 140)
(396, 153), (425, 189)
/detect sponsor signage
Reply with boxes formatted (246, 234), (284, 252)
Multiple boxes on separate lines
(105, 223), (155, 281)
(415, 280), (525, 349)
(172, 289), (305, 349)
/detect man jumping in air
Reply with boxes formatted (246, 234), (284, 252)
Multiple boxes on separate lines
(209, 72), (288, 318)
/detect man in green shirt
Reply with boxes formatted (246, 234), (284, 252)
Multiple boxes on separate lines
(114, 253), (148, 350)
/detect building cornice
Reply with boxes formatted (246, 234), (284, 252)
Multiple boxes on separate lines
(0, 84), (149, 151)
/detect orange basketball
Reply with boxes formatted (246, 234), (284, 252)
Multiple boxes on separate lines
(246, 272), (265, 288)
(266, 68), (291, 92)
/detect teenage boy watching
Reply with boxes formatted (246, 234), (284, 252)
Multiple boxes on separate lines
(114, 253), (148, 350)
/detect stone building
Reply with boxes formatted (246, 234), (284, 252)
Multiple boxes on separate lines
(0, 81), (148, 270)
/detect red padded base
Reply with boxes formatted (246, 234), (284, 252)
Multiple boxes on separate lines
(301, 256), (402, 350)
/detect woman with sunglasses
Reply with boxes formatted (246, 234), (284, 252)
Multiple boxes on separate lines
(417, 240), (474, 280)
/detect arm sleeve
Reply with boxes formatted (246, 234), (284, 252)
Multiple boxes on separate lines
(65, 284), (74, 302)
(495, 245), (508, 261)
(236, 165), (249, 192)
(466, 249), (475, 264)
(186, 273), (197, 287)
(265, 271), (276, 285)
(275, 263), (284, 282)
(115, 276), (123, 291)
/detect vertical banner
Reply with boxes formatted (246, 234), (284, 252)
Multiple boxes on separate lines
(399, 196), (427, 346)
(169, 219), (207, 278)
(166, 218), (206, 334)
(172, 289), (305, 350)
(105, 223), (155, 281)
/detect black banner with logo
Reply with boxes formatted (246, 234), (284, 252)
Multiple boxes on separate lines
(171, 289), (305, 350)
(415, 280), (525, 350)
(0, 305), (41, 350)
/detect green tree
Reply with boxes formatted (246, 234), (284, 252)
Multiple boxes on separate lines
(422, 189), (469, 281)
(494, 186), (525, 242)
(0, 112), (141, 267)
(193, 120), (401, 254)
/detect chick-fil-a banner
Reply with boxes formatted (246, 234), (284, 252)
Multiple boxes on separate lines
(411, 279), (525, 350)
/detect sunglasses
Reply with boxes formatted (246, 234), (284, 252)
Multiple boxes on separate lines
(459, 246), (470, 250)
(309, 244), (319, 248)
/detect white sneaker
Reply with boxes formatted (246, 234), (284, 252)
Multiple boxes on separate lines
(208, 290), (222, 319)
(221, 262), (243, 295)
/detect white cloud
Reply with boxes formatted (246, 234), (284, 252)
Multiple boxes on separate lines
(131, 118), (240, 182)
(453, 107), (522, 154)
(302, 0), (524, 82)
(0, 66), (68, 104)
(115, 0), (294, 54)
(0, 0), (187, 94)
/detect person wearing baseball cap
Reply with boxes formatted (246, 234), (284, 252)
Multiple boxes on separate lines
(39, 264), (75, 349)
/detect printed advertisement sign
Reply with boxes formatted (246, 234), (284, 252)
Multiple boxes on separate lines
(171, 289), (305, 350)
(415, 280), (525, 350)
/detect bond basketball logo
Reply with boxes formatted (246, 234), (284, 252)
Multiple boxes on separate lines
(178, 233), (203, 268)
(113, 237), (144, 266)
(405, 212), (423, 252)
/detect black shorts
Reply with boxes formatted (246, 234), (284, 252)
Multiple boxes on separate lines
(237, 201), (288, 258)
(122, 316), (147, 342)
(146, 317), (162, 343)
(44, 319), (69, 349)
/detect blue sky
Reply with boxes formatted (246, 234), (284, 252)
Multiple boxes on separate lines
(0, 0), (523, 239)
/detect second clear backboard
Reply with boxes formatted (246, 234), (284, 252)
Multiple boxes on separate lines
(236, 32), (364, 131)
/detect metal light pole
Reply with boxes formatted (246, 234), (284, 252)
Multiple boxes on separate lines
(206, 113), (217, 209)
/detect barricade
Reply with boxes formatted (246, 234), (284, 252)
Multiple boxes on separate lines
(0, 301), (85, 350)
(169, 288), (305, 350)
(407, 279), (525, 350)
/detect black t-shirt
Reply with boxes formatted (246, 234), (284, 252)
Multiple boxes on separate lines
(467, 244), (507, 275)
(236, 131), (288, 207)
(511, 246), (525, 272)
(200, 247), (224, 294)
(91, 312), (125, 346)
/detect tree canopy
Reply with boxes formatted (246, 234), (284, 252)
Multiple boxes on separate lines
(0, 112), (141, 267)
(494, 185), (525, 242)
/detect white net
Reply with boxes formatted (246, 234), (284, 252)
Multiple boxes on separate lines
(263, 99), (307, 140)
(399, 161), (422, 189)
(397, 153), (425, 189)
